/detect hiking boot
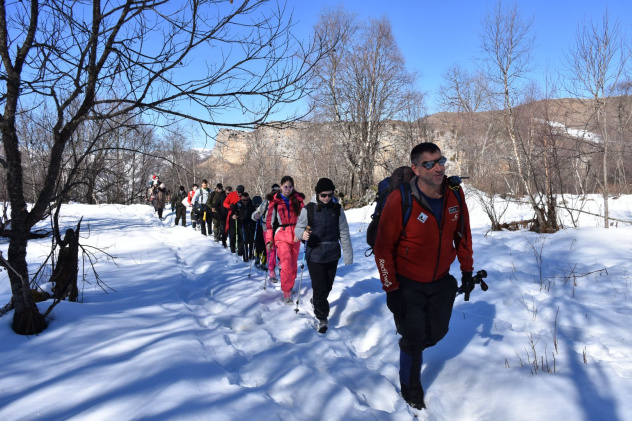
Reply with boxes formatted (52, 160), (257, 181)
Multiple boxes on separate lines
(283, 293), (293, 305)
(401, 383), (425, 410)
(269, 276), (278, 283)
(317, 318), (328, 334)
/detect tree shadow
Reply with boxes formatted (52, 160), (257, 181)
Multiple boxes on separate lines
(557, 326), (621, 421)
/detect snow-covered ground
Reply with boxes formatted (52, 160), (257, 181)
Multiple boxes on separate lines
(1, 191), (631, 420)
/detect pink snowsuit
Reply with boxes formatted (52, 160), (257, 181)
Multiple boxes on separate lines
(265, 192), (304, 295)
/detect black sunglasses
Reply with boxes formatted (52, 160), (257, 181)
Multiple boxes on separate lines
(319, 193), (334, 198)
(415, 156), (447, 170)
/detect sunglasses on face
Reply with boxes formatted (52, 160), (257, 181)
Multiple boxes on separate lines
(319, 193), (334, 198)
(282, 185), (294, 190)
(415, 156), (447, 170)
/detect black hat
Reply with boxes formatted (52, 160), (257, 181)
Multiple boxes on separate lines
(271, 183), (280, 191)
(236, 185), (245, 194)
(179, 186), (185, 191)
(216, 183), (223, 189)
(315, 178), (335, 193)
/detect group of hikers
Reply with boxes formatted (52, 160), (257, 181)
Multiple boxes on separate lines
(145, 142), (476, 412)
(151, 175), (355, 335)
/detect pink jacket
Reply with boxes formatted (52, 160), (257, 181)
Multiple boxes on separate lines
(265, 191), (304, 244)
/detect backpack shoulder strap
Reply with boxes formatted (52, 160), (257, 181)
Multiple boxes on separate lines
(400, 182), (413, 237)
(452, 187), (465, 238)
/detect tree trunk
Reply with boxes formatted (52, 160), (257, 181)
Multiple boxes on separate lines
(7, 224), (46, 334)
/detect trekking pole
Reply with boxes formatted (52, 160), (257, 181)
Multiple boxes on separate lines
(248, 219), (259, 278)
(294, 226), (311, 314)
(234, 218), (239, 263)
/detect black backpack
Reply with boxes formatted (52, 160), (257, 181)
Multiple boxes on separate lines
(365, 168), (465, 256)
(365, 167), (415, 256)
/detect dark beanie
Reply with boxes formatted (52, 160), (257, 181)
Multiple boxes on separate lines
(271, 183), (280, 191)
(236, 185), (245, 194)
(216, 183), (223, 189)
(315, 178), (335, 193)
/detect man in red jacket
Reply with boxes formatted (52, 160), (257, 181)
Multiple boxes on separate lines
(374, 142), (474, 410)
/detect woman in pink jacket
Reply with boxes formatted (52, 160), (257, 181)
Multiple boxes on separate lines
(265, 176), (305, 304)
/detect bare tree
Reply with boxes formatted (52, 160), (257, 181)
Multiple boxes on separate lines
(564, 11), (630, 227)
(310, 8), (420, 199)
(0, 0), (328, 335)
(479, 1), (560, 232)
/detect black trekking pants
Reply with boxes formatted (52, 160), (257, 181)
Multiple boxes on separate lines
(396, 274), (458, 351)
(200, 212), (212, 236)
(307, 260), (338, 321)
(228, 217), (238, 253)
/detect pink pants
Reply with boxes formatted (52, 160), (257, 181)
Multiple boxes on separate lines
(267, 245), (277, 278)
(274, 229), (301, 293)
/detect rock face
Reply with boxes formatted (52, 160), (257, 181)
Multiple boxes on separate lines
(201, 123), (304, 177)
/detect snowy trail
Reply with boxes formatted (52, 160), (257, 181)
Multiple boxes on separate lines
(1, 199), (632, 420)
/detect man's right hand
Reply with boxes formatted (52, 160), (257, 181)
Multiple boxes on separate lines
(386, 289), (404, 323)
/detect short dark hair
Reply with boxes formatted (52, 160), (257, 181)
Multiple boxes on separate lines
(192, 183), (198, 188)
(411, 142), (441, 164)
(225, 186), (233, 192)
(241, 192), (250, 198)
(216, 183), (223, 190)
(202, 179), (208, 184)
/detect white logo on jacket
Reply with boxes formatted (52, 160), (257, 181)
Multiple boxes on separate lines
(378, 259), (391, 287)
(417, 212), (428, 223)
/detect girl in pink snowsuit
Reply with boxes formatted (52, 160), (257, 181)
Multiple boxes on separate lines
(265, 176), (305, 302)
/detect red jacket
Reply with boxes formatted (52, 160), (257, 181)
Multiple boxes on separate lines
(373, 176), (473, 292)
(223, 191), (241, 231)
(265, 191), (304, 244)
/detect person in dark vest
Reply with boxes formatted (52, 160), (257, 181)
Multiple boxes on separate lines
(295, 178), (353, 333)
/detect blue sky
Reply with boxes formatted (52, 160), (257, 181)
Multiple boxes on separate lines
(190, 0), (632, 148)
(290, 0), (632, 113)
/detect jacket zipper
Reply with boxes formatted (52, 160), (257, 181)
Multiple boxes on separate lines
(431, 185), (451, 281)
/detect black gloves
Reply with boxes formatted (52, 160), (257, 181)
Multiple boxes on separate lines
(461, 271), (474, 301)
(461, 271), (474, 293)
(386, 289), (404, 332)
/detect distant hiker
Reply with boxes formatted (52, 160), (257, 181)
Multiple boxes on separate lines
(235, 192), (256, 261)
(191, 179), (212, 236)
(373, 142), (474, 410)
(265, 176), (305, 304)
(172, 185), (188, 227)
(155, 183), (168, 220)
(295, 178), (353, 333)
(208, 183), (226, 243)
(224, 185), (244, 253)
(252, 184), (279, 274)
(188, 184), (199, 230)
